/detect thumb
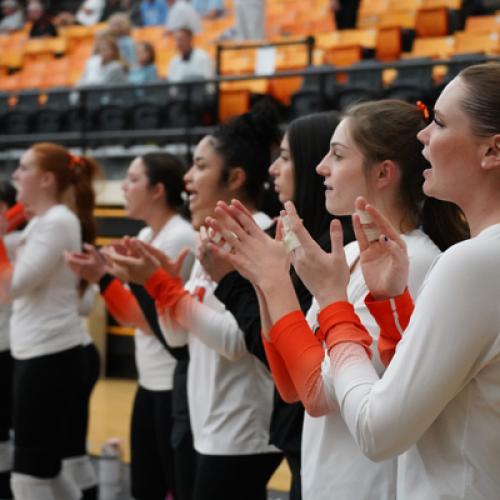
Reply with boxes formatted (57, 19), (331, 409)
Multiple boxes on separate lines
(174, 247), (190, 273)
(283, 201), (314, 249)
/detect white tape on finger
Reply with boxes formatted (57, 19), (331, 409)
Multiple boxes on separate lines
(356, 209), (381, 243)
(281, 215), (301, 252)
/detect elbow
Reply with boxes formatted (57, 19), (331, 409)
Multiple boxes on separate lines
(304, 404), (329, 418)
(220, 345), (246, 362)
(356, 432), (408, 463)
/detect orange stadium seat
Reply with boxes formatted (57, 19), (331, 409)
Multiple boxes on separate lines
(376, 27), (402, 61)
(454, 31), (500, 55)
(409, 35), (455, 58)
(415, 7), (449, 37)
(465, 14), (500, 33)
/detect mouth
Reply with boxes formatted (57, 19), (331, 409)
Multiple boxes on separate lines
(324, 184), (334, 192)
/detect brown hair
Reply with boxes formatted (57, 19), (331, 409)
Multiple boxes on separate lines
(30, 143), (99, 248)
(459, 62), (500, 138)
(344, 100), (469, 251)
(138, 41), (156, 66)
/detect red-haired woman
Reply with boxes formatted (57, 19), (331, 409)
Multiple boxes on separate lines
(0, 143), (99, 500)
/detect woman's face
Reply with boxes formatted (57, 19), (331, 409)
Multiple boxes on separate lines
(12, 149), (44, 209)
(122, 157), (153, 220)
(417, 77), (488, 206)
(269, 133), (294, 204)
(184, 135), (229, 230)
(316, 118), (370, 216)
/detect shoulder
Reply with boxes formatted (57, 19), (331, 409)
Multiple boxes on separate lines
(137, 226), (153, 242)
(162, 215), (196, 245)
(43, 204), (79, 227)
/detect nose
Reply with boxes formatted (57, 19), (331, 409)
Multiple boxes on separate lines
(269, 158), (279, 176)
(417, 123), (431, 145)
(184, 165), (194, 185)
(316, 153), (330, 177)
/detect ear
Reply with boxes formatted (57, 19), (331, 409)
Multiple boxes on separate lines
(40, 170), (56, 191)
(150, 182), (166, 203)
(481, 134), (500, 171)
(372, 160), (399, 189)
(227, 167), (247, 193)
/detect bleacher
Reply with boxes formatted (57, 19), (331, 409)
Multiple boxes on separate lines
(0, 0), (498, 151)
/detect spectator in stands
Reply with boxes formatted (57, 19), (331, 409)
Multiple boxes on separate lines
(108, 12), (137, 67)
(165, 0), (201, 35)
(330, 0), (361, 30)
(27, 0), (58, 37)
(129, 41), (158, 84)
(50, 1), (82, 26)
(167, 27), (213, 82)
(192, 0), (224, 19)
(101, 0), (134, 22)
(234, 0), (264, 40)
(78, 34), (128, 86)
(75, 0), (105, 26)
(0, 0), (23, 33)
(140, 0), (168, 26)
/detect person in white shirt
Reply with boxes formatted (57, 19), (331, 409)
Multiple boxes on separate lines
(0, 0), (23, 34)
(104, 104), (284, 500)
(65, 152), (197, 500)
(167, 27), (213, 83)
(165, 0), (201, 34)
(76, 0), (105, 26)
(0, 143), (99, 500)
(206, 100), (468, 500)
(216, 62), (500, 499)
(234, 0), (265, 40)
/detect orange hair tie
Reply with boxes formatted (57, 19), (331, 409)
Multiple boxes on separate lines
(67, 153), (81, 170)
(416, 100), (430, 122)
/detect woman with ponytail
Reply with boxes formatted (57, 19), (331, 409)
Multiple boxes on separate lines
(205, 99), (469, 499)
(107, 103), (284, 500)
(0, 143), (99, 500)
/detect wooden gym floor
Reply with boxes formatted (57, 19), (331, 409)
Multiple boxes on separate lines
(87, 378), (291, 493)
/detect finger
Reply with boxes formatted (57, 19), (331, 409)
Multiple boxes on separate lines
(275, 218), (284, 242)
(107, 252), (143, 268)
(174, 247), (190, 273)
(352, 213), (370, 251)
(213, 206), (247, 247)
(133, 241), (161, 268)
(283, 201), (316, 250)
(230, 199), (254, 219)
(379, 234), (407, 259)
(226, 204), (261, 238)
(330, 219), (344, 255)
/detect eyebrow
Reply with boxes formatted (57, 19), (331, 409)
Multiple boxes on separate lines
(330, 142), (348, 149)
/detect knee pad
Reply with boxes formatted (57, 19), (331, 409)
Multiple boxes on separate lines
(51, 470), (82, 500)
(10, 472), (53, 500)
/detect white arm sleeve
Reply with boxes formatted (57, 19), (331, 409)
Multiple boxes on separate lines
(159, 309), (189, 347)
(174, 294), (247, 361)
(330, 246), (499, 461)
(9, 216), (74, 299)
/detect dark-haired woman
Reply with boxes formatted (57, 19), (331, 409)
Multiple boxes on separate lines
(243, 62), (500, 500)
(0, 144), (99, 500)
(207, 99), (469, 499)
(107, 105), (284, 500)
(66, 152), (196, 500)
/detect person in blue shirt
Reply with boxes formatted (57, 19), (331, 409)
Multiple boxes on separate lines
(192, 0), (224, 19)
(129, 41), (159, 84)
(108, 12), (137, 67)
(140, 0), (168, 25)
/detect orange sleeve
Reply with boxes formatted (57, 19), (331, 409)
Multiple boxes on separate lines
(6, 203), (27, 233)
(268, 311), (331, 416)
(144, 268), (188, 313)
(365, 289), (414, 367)
(318, 301), (373, 357)
(262, 333), (299, 403)
(102, 278), (151, 332)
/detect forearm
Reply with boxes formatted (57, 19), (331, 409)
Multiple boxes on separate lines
(173, 294), (247, 361)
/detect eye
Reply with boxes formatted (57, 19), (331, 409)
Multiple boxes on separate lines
(333, 151), (343, 160)
(433, 117), (444, 128)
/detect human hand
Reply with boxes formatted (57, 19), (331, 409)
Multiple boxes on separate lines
(204, 200), (290, 289)
(284, 201), (349, 308)
(64, 243), (109, 283)
(197, 225), (235, 283)
(353, 197), (409, 300)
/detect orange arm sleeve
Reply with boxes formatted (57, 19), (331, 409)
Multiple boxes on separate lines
(0, 239), (13, 301)
(318, 301), (373, 357)
(268, 311), (331, 416)
(262, 334), (299, 403)
(6, 203), (27, 233)
(144, 268), (188, 313)
(365, 289), (414, 367)
(102, 278), (152, 333)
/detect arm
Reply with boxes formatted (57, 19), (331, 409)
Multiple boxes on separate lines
(328, 248), (499, 461)
(98, 274), (154, 335)
(366, 289), (414, 367)
(145, 267), (247, 360)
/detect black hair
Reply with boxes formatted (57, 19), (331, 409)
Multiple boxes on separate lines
(0, 180), (17, 207)
(210, 100), (282, 203)
(287, 111), (340, 242)
(141, 152), (186, 212)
